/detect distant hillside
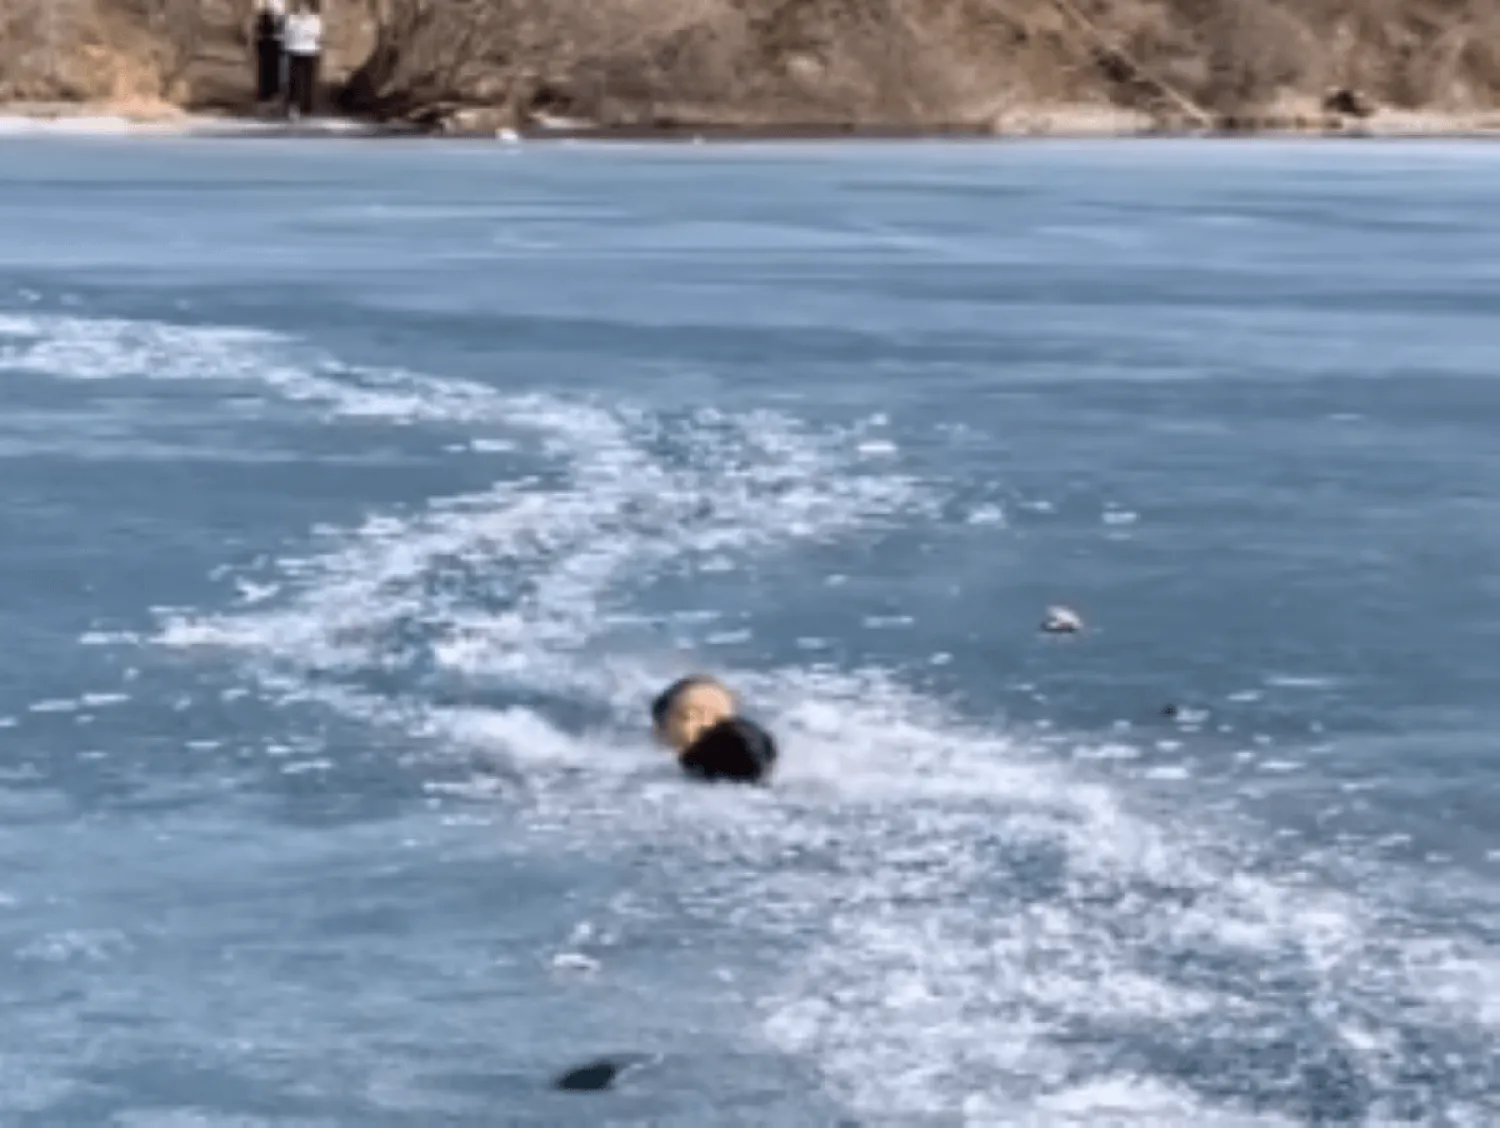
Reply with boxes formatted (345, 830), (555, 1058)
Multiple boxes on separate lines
(4, 0), (1500, 133)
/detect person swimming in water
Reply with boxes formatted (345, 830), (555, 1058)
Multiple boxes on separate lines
(650, 675), (778, 784)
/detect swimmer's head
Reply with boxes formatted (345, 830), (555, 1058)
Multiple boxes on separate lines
(650, 675), (737, 753)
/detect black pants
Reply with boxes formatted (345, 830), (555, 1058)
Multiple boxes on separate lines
(287, 53), (320, 117)
(255, 39), (282, 102)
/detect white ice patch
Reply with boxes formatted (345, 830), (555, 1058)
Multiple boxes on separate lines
(136, 338), (930, 725)
(0, 313), (503, 426)
(26, 699), (79, 714)
(79, 692), (130, 709)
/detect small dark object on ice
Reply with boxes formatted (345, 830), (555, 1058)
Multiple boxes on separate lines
(551, 1052), (657, 1092)
(553, 1057), (624, 1092)
(1161, 704), (1180, 719)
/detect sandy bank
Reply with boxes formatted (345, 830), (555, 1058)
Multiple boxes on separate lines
(0, 101), (393, 138)
(5, 98), (1500, 144)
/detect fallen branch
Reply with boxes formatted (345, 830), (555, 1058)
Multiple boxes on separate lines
(1049, 0), (1214, 126)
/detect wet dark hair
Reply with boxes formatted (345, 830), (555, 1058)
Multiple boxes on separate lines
(679, 715), (778, 784)
(650, 675), (714, 729)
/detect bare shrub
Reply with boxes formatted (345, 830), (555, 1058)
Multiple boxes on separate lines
(1393, 5), (1500, 107)
(1197, 0), (1313, 113)
(1, 0), (210, 101)
(6, 0), (1500, 125)
(337, 0), (963, 127)
(136, 0), (209, 96)
(1454, 10), (1500, 104)
(0, 0), (97, 99)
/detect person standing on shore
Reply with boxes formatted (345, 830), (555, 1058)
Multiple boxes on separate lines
(282, 0), (324, 121)
(252, 0), (286, 106)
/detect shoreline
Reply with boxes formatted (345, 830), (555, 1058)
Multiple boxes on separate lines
(4, 100), (1500, 144)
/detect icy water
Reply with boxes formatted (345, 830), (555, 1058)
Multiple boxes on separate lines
(1, 135), (1499, 1126)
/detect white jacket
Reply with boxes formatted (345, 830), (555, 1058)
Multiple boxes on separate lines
(282, 13), (322, 56)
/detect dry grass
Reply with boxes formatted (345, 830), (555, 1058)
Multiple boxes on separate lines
(1, 0), (208, 103)
(5, 0), (1500, 129)
(1, 0), (103, 100)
